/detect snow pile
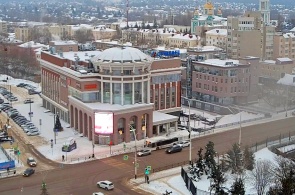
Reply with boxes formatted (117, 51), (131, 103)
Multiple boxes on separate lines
(216, 111), (264, 126)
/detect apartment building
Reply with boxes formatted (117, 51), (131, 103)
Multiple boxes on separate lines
(15, 26), (31, 42)
(47, 25), (72, 39)
(227, 11), (275, 60)
(273, 32), (295, 60)
(92, 26), (117, 41)
(0, 20), (7, 34)
(205, 28), (227, 50)
(258, 58), (295, 85)
(168, 34), (199, 48)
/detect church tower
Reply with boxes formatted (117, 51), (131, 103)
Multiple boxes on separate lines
(204, 0), (214, 15)
(259, 0), (270, 25)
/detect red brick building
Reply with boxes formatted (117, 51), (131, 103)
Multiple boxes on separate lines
(38, 47), (182, 145)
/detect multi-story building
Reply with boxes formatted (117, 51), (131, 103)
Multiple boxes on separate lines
(258, 58), (295, 85)
(49, 41), (78, 52)
(259, 0), (271, 25)
(205, 29), (227, 50)
(181, 53), (266, 113)
(168, 34), (199, 48)
(92, 26), (117, 41)
(163, 25), (191, 33)
(227, 11), (275, 60)
(273, 32), (295, 60)
(15, 26), (31, 42)
(47, 25), (72, 40)
(0, 20), (7, 34)
(38, 47), (182, 145)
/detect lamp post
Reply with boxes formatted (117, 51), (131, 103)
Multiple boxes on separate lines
(238, 106), (242, 146)
(53, 109), (58, 144)
(130, 125), (137, 179)
(143, 114), (147, 147)
(285, 85), (289, 117)
(187, 99), (192, 165)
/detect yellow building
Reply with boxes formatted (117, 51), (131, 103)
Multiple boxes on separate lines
(92, 26), (117, 41)
(273, 32), (295, 60)
(48, 25), (72, 40)
(0, 20), (7, 34)
(15, 26), (31, 42)
(205, 28), (227, 50)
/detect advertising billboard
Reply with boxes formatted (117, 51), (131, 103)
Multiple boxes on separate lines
(94, 112), (114, 135)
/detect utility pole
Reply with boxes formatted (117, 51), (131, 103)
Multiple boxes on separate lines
(130, 125), (137, 179)
(188, 99), (192, 165)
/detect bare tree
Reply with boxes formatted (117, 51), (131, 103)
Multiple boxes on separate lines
(251, 160), (274, 195)
(268, 156), (295, 195)
(74, 28), (94, 43)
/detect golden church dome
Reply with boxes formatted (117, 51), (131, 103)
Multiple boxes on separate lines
(204, 2), (214, 9)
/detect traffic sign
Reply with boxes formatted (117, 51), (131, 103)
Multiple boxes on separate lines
(123, 155), (128, 160)
(146, 166), (152, 171)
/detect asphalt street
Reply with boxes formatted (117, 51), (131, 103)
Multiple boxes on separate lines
(0, 116), (294, 195)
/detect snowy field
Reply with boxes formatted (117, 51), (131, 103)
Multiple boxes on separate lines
(138, 148), (280, 195)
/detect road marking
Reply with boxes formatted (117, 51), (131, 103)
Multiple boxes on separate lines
(102, 158), (131, 170)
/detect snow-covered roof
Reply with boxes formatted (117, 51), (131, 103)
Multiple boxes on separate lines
(189, 45), (223, 52)
(93, 27), (116, 32)
(69, 24), (93, 31)
(205, 28), (227, 36)
(277, 57), (293, 62)
(50, 40), (77, 45)
(277, 74), (295, 86)
(61, 51), (101, 62)
(201, 59), (241, 67)
(92, 47), (151, 63)
(18, 41), (48, 48)
(95, 40), (132, 47)
(153, 111), (178, 125)
(283, 33), (295, 38)
(168, 34), (200, 41)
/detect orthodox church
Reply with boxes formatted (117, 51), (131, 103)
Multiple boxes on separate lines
(191, 0), (227, 34)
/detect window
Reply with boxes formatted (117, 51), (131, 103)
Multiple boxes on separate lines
(225, 79), (228, 83)
(155, 89), (159, 110)
(166, 88), (170, 108)
(160, 88), (165, 109)
(171, 87), (176, 107)
(212, 77), (214, 81)
(150, 89), (153, 103)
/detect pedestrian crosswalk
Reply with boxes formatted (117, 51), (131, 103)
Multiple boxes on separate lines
(101, 158), (132, 170)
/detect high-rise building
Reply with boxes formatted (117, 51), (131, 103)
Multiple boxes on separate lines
(227, 11), (275, 60)
(259, 0), (271, 25)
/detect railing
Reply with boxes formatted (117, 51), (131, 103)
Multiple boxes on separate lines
(0, 145), (13, 161)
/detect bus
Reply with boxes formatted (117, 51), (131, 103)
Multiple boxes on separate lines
(146, 137), (178, 150)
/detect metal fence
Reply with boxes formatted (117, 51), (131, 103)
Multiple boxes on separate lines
(250, 130), (295, 153)
(0, 145), (12, 161)
(181, 166), (210, 195)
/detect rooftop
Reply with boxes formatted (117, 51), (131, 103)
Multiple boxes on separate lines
(277, 74), (295, 86)
(50, 40), (77, 45)
(205, 28), (227, 36)
(92, 47), (151, 64)
(200, 59), (241, 67)
(18, 41), (47, 48)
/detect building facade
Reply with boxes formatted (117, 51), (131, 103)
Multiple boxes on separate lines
(38, 47), (182, 145)
(273, 32), (295, 60)
(205, 28), (227, 50)
(0, 20), (7, 34)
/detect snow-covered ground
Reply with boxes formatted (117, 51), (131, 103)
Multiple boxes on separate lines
(278, 144), (295, 153)
(137, 147), (280, 195)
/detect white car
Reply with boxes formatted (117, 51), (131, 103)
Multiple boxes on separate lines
(175, 140), (190, 148)
(97, 180), (114, 190)
(92, 193), (104, 195)
(27, 131), (40, 136)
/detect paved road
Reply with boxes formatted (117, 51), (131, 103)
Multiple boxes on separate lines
(0, 116), (294, 195)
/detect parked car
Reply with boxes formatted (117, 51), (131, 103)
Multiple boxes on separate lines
(0, 136), (13, 142)
(174, 140), (190, 148)
(27, 131), (40, 136)
(97, 180), (114, 190)
(92, 193), (104, 195)
(23, 168), (35, 177)
(28, 89), (39, 95)
(166, 145), (182, 154)
(137, 149), (152, 157)
(16, 83), (26, 87)
(24, 99), (34, 104)
(27, 157), (37, 167)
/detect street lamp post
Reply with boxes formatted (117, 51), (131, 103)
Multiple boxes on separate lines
(238, 106), (242, 146)
(187, 99), (192, 165)
(53, 109), (58, 144)
(130, 125), (137, 179)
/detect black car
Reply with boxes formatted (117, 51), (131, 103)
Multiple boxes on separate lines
(17, 83), (27, 87)
(28, 89), (39, 95)
(0, 136), (13, 142)
(165, 145), (182, 154)
(23, 168), (35, 177)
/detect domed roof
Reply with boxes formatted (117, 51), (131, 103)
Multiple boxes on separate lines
(93, 47), (150, 63)
(204, 2), (214, 9)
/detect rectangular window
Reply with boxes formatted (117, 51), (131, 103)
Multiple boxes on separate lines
(150, 89), (153, 103)
(225, 79), (228, 83)
(155, 89), (159, 110)
(166, 87), (170, 108)
(160, 88), (165, 109)
(171, 87), (176, 107)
